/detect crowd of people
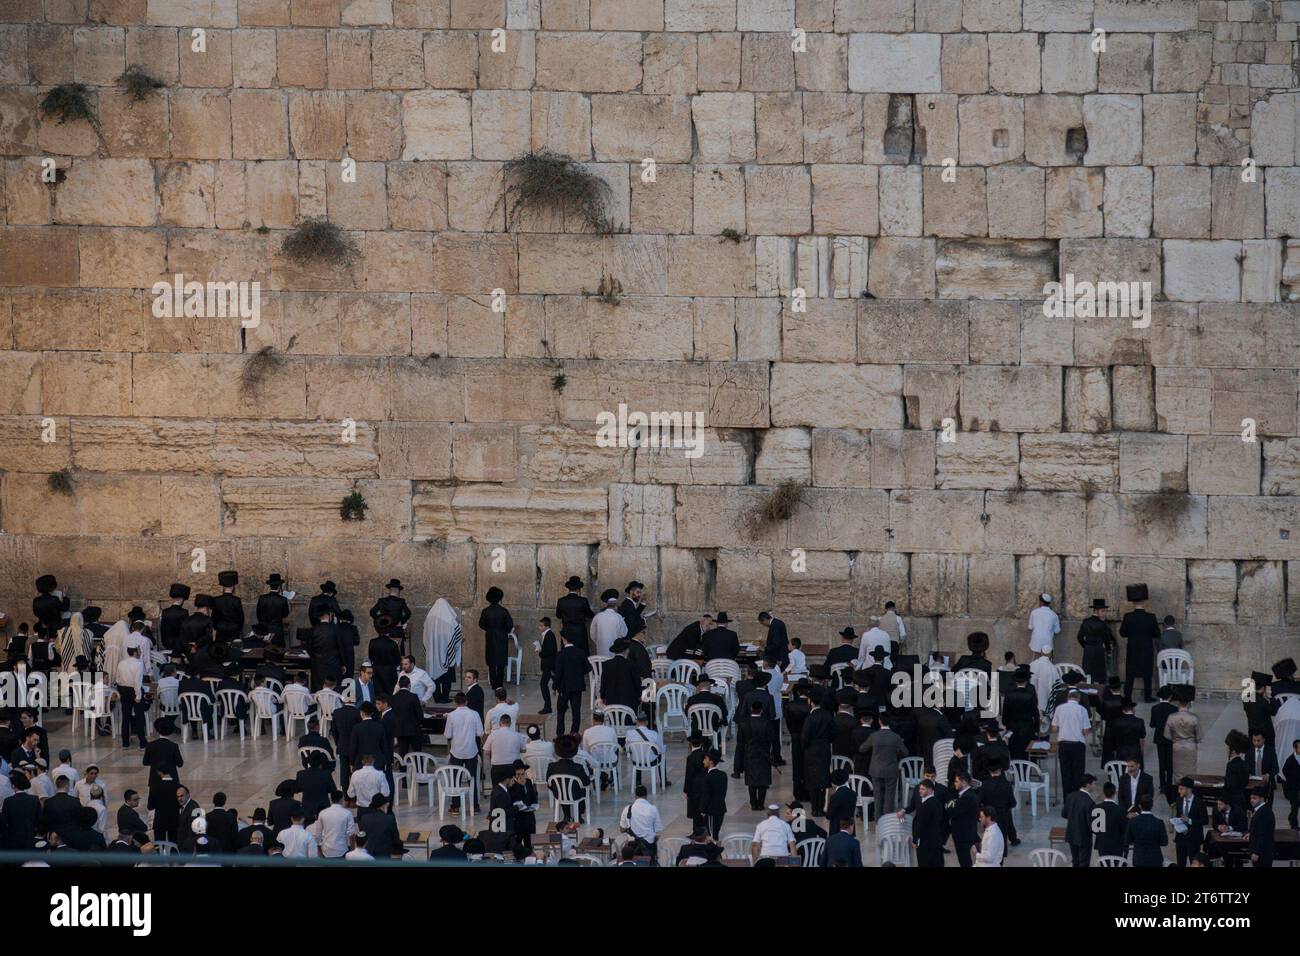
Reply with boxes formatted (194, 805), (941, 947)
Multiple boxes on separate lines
(1, 572), (1296, 868)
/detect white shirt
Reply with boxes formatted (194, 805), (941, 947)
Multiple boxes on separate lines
(346, 765), (390, 807)
(483, 727), (528, 767)
(278, 823), (318, 859)
(1052, 699), (1091, 743)
(591, 607), (628, 657)
(75, 778), (108, 806)
(1029, 655), (1056, 711)
(785, 648), (807, 679)
(345, 847), (373, 861)
(115, 656), (144, 695)
(31, 774), (55, 799)
(581, 724), (619, 755)
(525, 740), (555, 762)
(311, 803), (357, 858)
(401, 666), (435, 703)
(90, 799), (109, 836)
(1028, 606), (1061, 654)
(619, 797), (663, 843)
(625, 724), (663, 757)
(763, 666), (784, 719)
(856, 627), (892, 667)
(975, 822), (1005, 866)
(445, 706), (484, 760)
(752, 816), (796, 857)
(485, 701), (520, 732)
(51, 763), (79, 788)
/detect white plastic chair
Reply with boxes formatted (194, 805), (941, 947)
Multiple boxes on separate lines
(435, 764), (474, 822)
(179, 692), (212, 742)
(720, 833), (752, 861)
(878, 833), (913, 866)
(1009, 759), (1051, 816)
(603, 704), (637, 742)
(281, 688), (314, 740)
(797, 837), (825, 867)
(85, 682), (118, 740)
(651, 658), (673, 680)
(659, 836), (689, 867)
(404, 752), (440, 808)
(505, 631), (524, 685)
(687, 703), (726, 758)
(874, 813), (905, 843)
(153, 840), (178, 856)
(248, 687), (283, 739)
(1103, 760), (1127, 788)
(668, 659), (700, 685)
(1055, 661), (1086, 683)
(899, 756), (925, 807)
(69, 680), (91, 736)
(588, 655), (611, 711)
(705, 658), (741, 713)
(548, 773), (589, 824)
(314, 688), (342, 736)
(591, 741), (623, 796)
(626, 741), (664, 794)
(831, 755), (853, 779)
(1097, 854), (1130, 867)
(1030, 848), (1069, 867)
(263, 677), (284, 698)
(1156, 649), (1193, 686)
(156, 681), (181, 720)
(847, 774), (875, 827)
(830, 662), (852, 689)
(216, 688), (248, 740)
(932, 739), (955, 783)
(656, 683), (690, 737)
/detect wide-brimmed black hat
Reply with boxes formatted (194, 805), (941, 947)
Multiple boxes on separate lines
(1179, 776), (1195, 789)
(565, 576), (583, 590)
(1250, 671), (1273, 689)
(266, 573), (284, 588)
(705, 748), (722, 764)
(1226, 729), (1251, 753)
(1171, 684), (1195, 703)
(169, 583), (191, 600)
(320, 580), (337, 594)
(439, 824), (465, 843)
(1014, 664), (1031, 681)
(839, 627), (856, 639)
(554, 735), (579, 759)
(1273, 658), (1297, 680)
(714, 612), (730, 624)
(81, 606), (102, 623)
(1163, 615), (1176, 626)
(600, 588), (619, 603)
(35, 574), (57, 594)
(869, 646), (888, 661)
(750, 670), (771, 687)
(1126, 584), (1149, 602)
(1091, 598), (1107, 610)
(194, 594), (214, 609)
(611, 639), (631, 654)
(485, 586), (503, 603)
(385, 579), (403, 590)
(217, 570), (239, 588)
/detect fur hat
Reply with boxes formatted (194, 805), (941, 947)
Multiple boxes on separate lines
(169, 583), (191, 600)
(1126, 583), (1149, 602)
(217, 570), (239, 588)
(35, 574), (57, 594)
(485, 586), (504, 603)
(1272, 658), (1297, 680)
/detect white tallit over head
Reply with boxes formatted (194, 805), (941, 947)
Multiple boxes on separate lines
(423, 598), (462, 681)
(1274, 694), (1300, 768)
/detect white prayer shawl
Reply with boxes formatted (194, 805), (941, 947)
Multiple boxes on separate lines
(423, 599), (462, 682)
(56, 614), (90, 672)
(1029, 655), (1057, 713)
(1274, 695), (1300, 768)
(101, 621), (130, 672)
(591, 607), (627, 657)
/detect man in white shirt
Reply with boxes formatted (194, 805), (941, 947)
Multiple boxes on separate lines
(750, 805), (796, 862)
(124, 622), (154, 678)
(346, 754), (390, 808)
(880, 601), (907, 646)
(1028, 593), (1060, 655)
(444, 691), (484, 812)
(591, 594), (627, 658)
(344, 831), (373, 861)
(278, 810), (319, 858)
(29, 760), (55, 799)
(855, 617), (892, 668)
(1051, 689), (1092, 794)
(310, 790), (356, 859)
(74, 765), (108, 805)
(581, 711), (619, 756)
(115, 645), (149, 748)
(784, 638), (807, 681)
(619, 784), (663, 850)
(485, 686), (520, 733)
(399, 656), (435, 704)
(624, 714), (666, 788)
(483, 714), (528, 785)
(974, 807), (1005, 866)
(51, 751), (79, 790)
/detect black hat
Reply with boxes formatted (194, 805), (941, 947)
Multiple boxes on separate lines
(266, 573), (284, 588)
(714, 612), (730, 624)
(1126, 584), (1149, 602)
(1226, 729), (1251, 753)
(750, 670), (771, 686)
(169, 583), (191, 600)
(1090, 598), (1107, 610)
(194, 594), (214, 609)
(35, 574), (57, 594)
(217, 570), (239, 588)
(485, 586), (503, 603)
(320, 580), (338, 595)
(869, 646), (887, 661)
(81, 606), (102, 623)
(251, 807), (267, 820)
(838, 626), (856, 639)
(600, 588), (619, 603)
(565, 575), (583, 590)
(210, 642), (229, 662)
(610, 639), (631, 654)
(1163, 615), (1176, 626)
(439, 824), (465, 843)
(1107, 675), (1122, 689)
(705, 748), (722, 764)
(1013, 664), (1031, 681)
(835, 687), (857, 706)
(966, 631), (989, 654)
(1062, 670), (1085, 686)
(338, 609), (354, 624)
(386, 579), (403, 590)
(1272, 658), (1297, 680)
(128, 606), (146, 622)
(1171, 684), (1195, 703)
(686, 733), (705, 745)
(554, 735), (579, 759)
(1179, 776), (1195, 789)
(153, 717), (176, 736)
(1250, 671), (1273, 689)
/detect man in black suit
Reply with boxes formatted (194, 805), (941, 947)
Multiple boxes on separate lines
(1282, 739), (1300, 829)
(1127, 794), (1168, 866)
(143, 720), (184, 842)
(686, 676), (730, 727)
(666, 613), (712, 660)
(330, 700), (360, 787)
(1063, 773), (1098, 867)
(537, 617), (558, 714)
(359, 794), (404, 858)
(298, 719), (336, 770)
(159, 583), (191, 654)
(117, 789), (149, 840)
(618, 581), (648, 641)
(308, 609), (349, 691)
(1120, 584), (1160, 702)
(1, 773), (40, 849)
(1094, 782), (1128, 858)
(464, 670), (486, 725)
(1112, 699), (1147, 766)
(598, 639), (641, 711)
(701, 749), (728, 839)
(1171, 777), (1207, 867)
(825, 627), (858, 670)
(256, 574), (291, 646)
(41, 774), (82, 834)
(1118, 758), (1155, 814)
(825, 767), (857, 833)
(552, 635), (591, 736)
(1248, 731), (1279, 797)
(308, 580), (341, 627)
(205, 792), (240, 853)
(826, 818), (863, 867)
(555, 576), (594, 656)
(945, 769), (980, 867)
(1151, 684), (1177, 802)
(757, 611), (790, 669)
(1001, 666), (1039, 760)
(1248, 789), (1275, 867)
(683, 735), (708, 828)
(349, 702), (392, 791)
(701, 612), (739, 661)
(10, 729), (41, 770)
(389, 676), (425, 756)
(911, 778), (946, 867)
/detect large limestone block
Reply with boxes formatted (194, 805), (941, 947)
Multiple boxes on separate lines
(519, 424), (631, 484)
(72, 418), (216, 474)
(936, 240), (1056, 299)
(1093, 0), (1197, 31)
(871, 429), (937, 490)
(889, 489), (986, 553)
(401, 90), (472, 160)
(811, 427), (871, 488)
(715, 549), (774, 611)
(1119, 433), (1188, 493)
(222, 478), (412, 539)
(1187, 435), (1261, 495)
(592, 94), (692, 162)
(1163, 240), (1242, 302)
(3, 472), (162, 536)
(1065, 366), (1113, 433)
(754, 428), (812, 484)
(593, 545), (658, 605)
(451, 423), (517, 482)
(0, 415), (70, 474)
(443, 486), (608, 543)
(1085, 492), (1208, 557)
(786, 488), (892, 550)
(960, 365), (1062, 433)
(1015, 553), (1063, 618)
(43, 352), (132, 416)
(849, 550), (910, 615)
(902, 364), (960, 430)
(936, 432), (1020, 490)
(848, 33), (941, 92)
(675, 486), (782, 549)
(1154, 367), (1211, 434)
(1210, 368), (1296, 437)
(557, 360), (769, 428)
(1237, 561), (1284, 626)
(382, 540), (477, 607)
(1207, 496), (1300, 561)
(547, 296), (693, 361)
(986, 490), (1089, 555)
(608, 483), (676, 546)
(781, 299), (855, 362)
(868, 238), (936, 298)
(1263, 439), (1300, 496)
(536, 32), (643, 92)
(858, 301), (968, 364)
(55, 159), (155, 226)
(377, 422), (453, 479)
(1186, 559), (1239, 624)
(911, 552), (968, 616)
(1082, 95), (1143, 165)
(775, 550), (852, 613)
(771, 362), (903, 429)
(1019, 434), (1119, 492)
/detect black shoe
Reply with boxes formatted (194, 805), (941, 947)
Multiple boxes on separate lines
(731, 772), (742, 779)
(539, 707), (552, 714)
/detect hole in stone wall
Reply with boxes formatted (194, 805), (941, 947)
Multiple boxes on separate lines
(992, 128), (1009, 148)
(884, 94), (914, 160)
(1065, 127), (1088, 164)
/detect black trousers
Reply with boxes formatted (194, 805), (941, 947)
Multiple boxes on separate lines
(1070, 838), (1092, 867)
(433, 666), (455, 703)
(1175, 832), (1198, 867)
(338, 755), (353, 790)
(1008, 721), (1033, 761)
(770, 718), (782, 762)
(539, 666), (554, 710)
(1124, 664), (1153, 702)
(954, 841), (975, 867)
(1155, 739), (1174, 800)
(708, 812), (724, 840)
(488, 661), (506, 690)
(557, 690), (583, 736)
(748, 786), (767, 808)
(118, 686), (147, 746)
(1287, 791), (1299, 829)
(918, 843), (943, 867)
(396, 734), (420, 757)
(1058, 741), (1086, 795)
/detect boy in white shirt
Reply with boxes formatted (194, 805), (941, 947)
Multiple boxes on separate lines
(784, 638), (807, 682)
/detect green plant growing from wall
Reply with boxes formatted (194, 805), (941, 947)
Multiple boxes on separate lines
(340, 491), (368, 522)
(41, 84), (97, 127)
(119, 65), (164, 101)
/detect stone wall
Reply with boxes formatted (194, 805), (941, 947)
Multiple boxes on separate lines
(1, 0), (1298, 688)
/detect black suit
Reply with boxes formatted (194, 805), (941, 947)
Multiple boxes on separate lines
(159, 604), (189, 653)
(478, 602), (514, 690)
(358, 808), (404, 858)
(1248, 745), (1279, 789)
(1118, 772), (1154, 814)
(349, 715), (392, 771)
(598, 654), (641, 712)
(1127, 812), (1168, 867)
(143, 737), (184, 842)
(1248, 801), (1275, 867)
(825, 784), (856, 834)
(255, 591), (290, 645)
(309, 591), (341, 628)
(555, 593), (594, 655)
(618, 596), (647, 639)
(1001, 685), (1039, 760)
(701, 626), (739, 661)
(667, 621), (704, 660)
(205, 807), (239, 853)
(330, 703), (360, 786)
(912, 793), (946, 867)
(763, 618), (790, 668)
(945, 785), (980, 867)
(1063, 788), (1095, 866)
(1112, 713), (1147, 766)
(466, 682), (485, 724)
(212, 592), (244, 641)
(308, 622), (349, 690)
(367, 635), (402, 696)
(683, 747), (708, 826)
(1094, 800), (1128, 857)
(552, 644), (591, 735)
(117, 804), (149, 839)
(1151, 699), (1177, 800)
(390, 688), (424, 755)
(2, 792), (40, 849)
(1120, 607), (1160, 701)
(702, 767), (728, 838)
(42, 792), (82, 835)
(538, 627), (557, 711)
(1171, 793), (1206, 866)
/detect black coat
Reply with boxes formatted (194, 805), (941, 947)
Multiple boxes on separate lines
(369, 595), (410, 630)
(308, 592), (341, 627)
(2, 792), (40, 849)
(1094, 800), (1128, 856)
(349, 715), (392, 768)
(478, 602), (514, 668)
(367, 636), (402, 695)
(1118, 772), (1154, 813)
(212, 593), (245, 640)
(702, 767), (728, 817)
(179, 611), (214, 650)
(801, 707), (835, 789)
(555, 594), (594, 653)
(159, 604), (189, 653)
(552, 644), (591, 694)
(1119, 609), (1160, 670)
(1171, 793), (1205, 853)
(1248, 802), (1275, 864)
(618, 597), (647, 638)
(255, 591), (290, 642)
(1113, 714), (1147, 764)
(1127, 812), (1168, 867)
(358, 808), (403, 858)
(295, 767), (333, 820)
(389, 689), (424, 738)
(702, 627), (739, 661)
(825, 785), (856, 833)
(143, 738), (183, 797)
(42, 792), (82, 834)
(763, 618), (790, 668)
(742, 716), (772, 787)
(205, 807), (240, 853)
(32, 591), (69, 634)
(309, 622), (349, 686)
(538, 628), (557, 668)
(466, 682), (485, 723)
(912, 793), (946, 852)
(117, 804), (149, 838)
(1223, 756), (1250, 811)
(945, 786), (980, 844)
(331, 703), (361, 758)
(683, 747), (707, 812)
(667, 621), (704, 660)
(599, 654), (641, 710)
(1063, 789), (1094, 846)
